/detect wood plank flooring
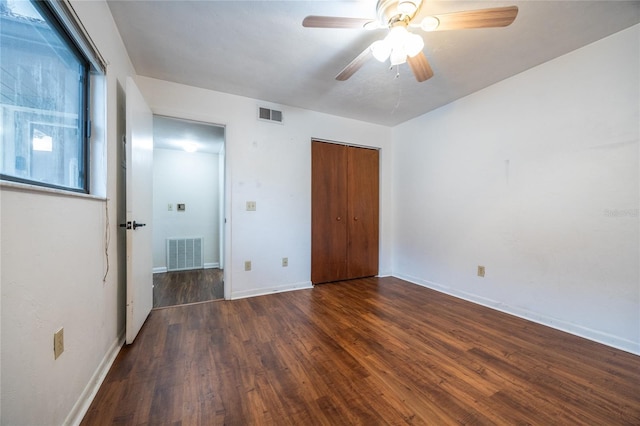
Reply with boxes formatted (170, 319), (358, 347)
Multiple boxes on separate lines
(153, 268), (224, 308)
(82, 277), (640, 425)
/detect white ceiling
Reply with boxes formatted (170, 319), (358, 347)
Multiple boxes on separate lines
(108, 1), (640, 127)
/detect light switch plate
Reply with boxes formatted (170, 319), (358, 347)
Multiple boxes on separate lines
(54, 328), (64, 359)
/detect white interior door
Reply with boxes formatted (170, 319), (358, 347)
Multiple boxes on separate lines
(125, 77), (154, 344)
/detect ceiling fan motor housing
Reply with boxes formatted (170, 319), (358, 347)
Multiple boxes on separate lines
(377, 0), (423, 27)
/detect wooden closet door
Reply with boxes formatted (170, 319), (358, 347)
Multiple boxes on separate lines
(311, 142), (348, 283)
(347, 146), (379, 279)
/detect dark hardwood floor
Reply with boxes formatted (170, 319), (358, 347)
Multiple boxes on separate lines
(153, 268), (224, 308)
(82, 277), (640, 425)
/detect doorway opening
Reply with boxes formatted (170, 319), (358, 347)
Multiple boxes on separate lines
(151, 115), (225, 308)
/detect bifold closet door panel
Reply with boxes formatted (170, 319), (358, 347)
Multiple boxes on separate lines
(311, 142), (348, 284)
(347, 146), (379, 279)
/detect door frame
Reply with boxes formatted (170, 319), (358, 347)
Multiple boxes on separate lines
(150, 109), (231, 300)
(311, 137), (382, 152)
(310, 138), (381, 284)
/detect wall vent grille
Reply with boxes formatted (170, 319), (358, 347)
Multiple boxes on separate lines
(258, 107), (283, 124)
(167, 237), (204, 271)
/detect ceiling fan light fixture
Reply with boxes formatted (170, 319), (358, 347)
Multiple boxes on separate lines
(378, 24), (423, 65)
(420, 16), (440, 32)
(404, 32), (424, 57)
(371, 39), (392, 62)
(387, 25), (408, 45)
(385, 26), (410, 65)
(390, 47), (407, 66)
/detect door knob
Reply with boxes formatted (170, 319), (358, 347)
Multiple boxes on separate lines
(354, 217), (359, 221)
(133, 221), (146, 230)
(336, 216), (342, 221)
(119, 221), (146, 230)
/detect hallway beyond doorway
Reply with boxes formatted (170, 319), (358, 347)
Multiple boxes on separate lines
(153, 269), (223, 308)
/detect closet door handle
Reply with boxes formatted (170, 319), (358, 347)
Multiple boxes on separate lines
(354, 217), (359, 221)
(336, 216), (342, 221)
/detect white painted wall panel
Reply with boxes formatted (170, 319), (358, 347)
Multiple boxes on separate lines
(0, 1), (137, 424)
(392, 25), (639, 354)
(152, 149), (220, 270)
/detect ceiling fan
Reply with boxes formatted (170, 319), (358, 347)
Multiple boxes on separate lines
(303, 0), (518, 82)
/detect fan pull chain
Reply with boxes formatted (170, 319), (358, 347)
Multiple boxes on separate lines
(390, 68), (402, 116)
(389, 65), (401, 79)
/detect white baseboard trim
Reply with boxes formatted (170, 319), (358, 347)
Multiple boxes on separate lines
(153, 263), (220, 274)
(231, 281), (313, 300)
(394, 273), (640, 356)
(64, 331), (125, 426)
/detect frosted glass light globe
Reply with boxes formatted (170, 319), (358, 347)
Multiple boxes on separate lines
(405, 32), (424, 57)
(370, 40), (392, 62)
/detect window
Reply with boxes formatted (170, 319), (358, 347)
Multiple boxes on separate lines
(1, 0), (91, 192)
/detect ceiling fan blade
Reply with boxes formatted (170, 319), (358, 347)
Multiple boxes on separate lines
(423, 6), (518, 31)
(303, 16), (374, 29)
(336, 47), (373, 81)
(407, 52), (434, 82)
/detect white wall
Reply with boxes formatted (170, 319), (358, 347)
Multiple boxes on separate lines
(152, 148), (220, 270)
(392, 25), (639, 355)
(0, 1), (135, 424)
(136, 76), (393, 299)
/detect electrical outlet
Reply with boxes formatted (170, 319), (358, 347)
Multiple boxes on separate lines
(477, 265), (486, 277)
(54, 328), (64, 360)
(246, 201), (257, 211)
(244, 261), (252, 271)
(282, 257), (288, 267)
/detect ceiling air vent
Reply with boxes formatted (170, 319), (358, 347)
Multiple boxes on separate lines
(258, 107), (283, 124)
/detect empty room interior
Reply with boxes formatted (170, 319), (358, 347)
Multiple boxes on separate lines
(0, 0), (638, 424)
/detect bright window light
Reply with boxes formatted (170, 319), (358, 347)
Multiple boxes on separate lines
(0, 0), (91, 191)
(32, 129), (53, 152)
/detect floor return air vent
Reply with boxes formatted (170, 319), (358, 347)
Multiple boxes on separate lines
(166, 237), (204, 271)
